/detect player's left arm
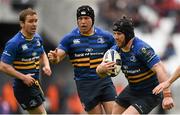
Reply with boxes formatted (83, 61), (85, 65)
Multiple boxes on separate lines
(40, 52), (52, 76)
(151, 61), (174, 110)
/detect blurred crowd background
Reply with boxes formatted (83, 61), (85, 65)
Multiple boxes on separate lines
(0, 0), (180, 114)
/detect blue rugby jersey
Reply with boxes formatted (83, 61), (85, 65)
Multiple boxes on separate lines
(58, 26), (115, 80)
(1, 32), (44, 81)
(112, 37), (160, 93)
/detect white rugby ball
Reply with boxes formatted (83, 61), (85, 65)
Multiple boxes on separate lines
(103, 49), (121, 77)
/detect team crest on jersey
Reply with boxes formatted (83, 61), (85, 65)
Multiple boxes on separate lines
(86, 48), (93, 52)
(36, 40), (41, 46)
(22, 44), (28, 50)
(130, 55), (137, 62)
(97, 37), (105, 44)
(73, 39), (80, 44)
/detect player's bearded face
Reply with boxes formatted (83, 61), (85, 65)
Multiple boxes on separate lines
(22, 14), (38, 36)
(77, 16), (93, 34)
(113, 31), (126, 48)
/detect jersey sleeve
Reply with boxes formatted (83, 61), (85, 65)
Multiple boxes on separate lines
(111, 45), (119, 51)
(57, 35), (70, 53)
(137, 45), (160, 69)
(1, 41), (18, 64)
(39, 36), (45, 53)
(34, 33), (45, 54)
(107, 32), (116, 48)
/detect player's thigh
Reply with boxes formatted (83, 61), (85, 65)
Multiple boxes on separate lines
(132, 94), (162, 114)
(122, 105), (140, 115)
(27, 104), (46, 114)
(87, 103), (103, 114)
(75, 80), (100, 112)
(75, 78), (115, 112)
(102, 101), (114, 114)
(14, 86), (45, 111)
(112, 102), (126, 114)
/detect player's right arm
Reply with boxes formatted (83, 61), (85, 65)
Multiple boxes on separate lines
(153, 66), (180, 94)
(0, 61), (35, 86)
(48, 48), (66, 64)
(0, 40), (35, 86)
(151, 61), (174, 110)
(96, 61), (116, 78)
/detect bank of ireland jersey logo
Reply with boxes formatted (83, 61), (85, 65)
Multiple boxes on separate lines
(97, 37), (105, 44)
(22, 44), (28, 51)
(73, 39), (80, 44)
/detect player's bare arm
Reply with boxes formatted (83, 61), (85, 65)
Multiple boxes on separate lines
(151, 61), (169, 83)
(0, 61), (35, 86)
(40, 52), (52, 76)
(151, 61), (174, 110)
(153, 81), (171, 95)
(96, 61), (116, 77)
(167, 66), (180, 86)
(153, 66), (180, 94)
(168, 66), (180, 84)
(48, 48), (66, 64)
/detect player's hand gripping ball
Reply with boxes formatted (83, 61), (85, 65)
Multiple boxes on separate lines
(103, 49), (121, 77)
